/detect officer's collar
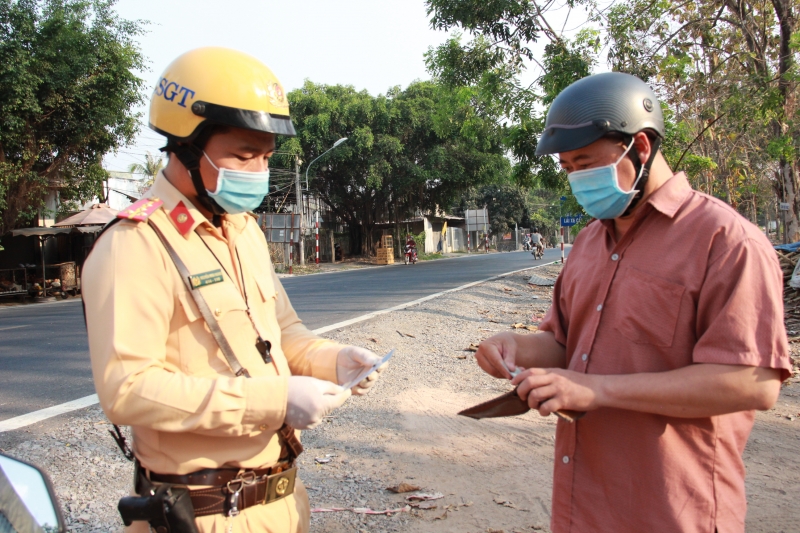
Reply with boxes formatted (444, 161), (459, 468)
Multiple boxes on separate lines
(148, 171), (250, 239)
(148, 171), (214, 238)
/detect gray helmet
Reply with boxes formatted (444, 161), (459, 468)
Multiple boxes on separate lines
(535, 72), (664, 156)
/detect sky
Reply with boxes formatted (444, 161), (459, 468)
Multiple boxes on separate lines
(105, 0), (603, 174)
(105, 0), (457, 172)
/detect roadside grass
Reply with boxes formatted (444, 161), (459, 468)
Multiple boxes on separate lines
(417, 252), (449, 261)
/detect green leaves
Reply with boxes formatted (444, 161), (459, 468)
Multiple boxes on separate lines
(278, 80), (508, 254)
(0, 0), (146, 232)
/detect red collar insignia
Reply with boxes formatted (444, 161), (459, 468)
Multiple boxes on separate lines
(169, 201), (195, 236)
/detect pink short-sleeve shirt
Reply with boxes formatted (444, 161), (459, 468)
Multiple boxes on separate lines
(539, 173), (791, 533)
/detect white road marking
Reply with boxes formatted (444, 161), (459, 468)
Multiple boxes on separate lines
(0, 261), (557, 432)
(0, 325), (29, 332)
(310, 262), (557, 334)
(0, 394), (99, 433)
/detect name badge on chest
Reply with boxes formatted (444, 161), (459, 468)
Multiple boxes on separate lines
(189, 269), (225, 289)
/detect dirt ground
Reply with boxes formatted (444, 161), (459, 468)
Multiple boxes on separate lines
(1, 262), (798, 532)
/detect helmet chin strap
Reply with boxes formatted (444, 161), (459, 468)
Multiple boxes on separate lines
(622, 136), (662, 217)
(162, 142), (227, 216)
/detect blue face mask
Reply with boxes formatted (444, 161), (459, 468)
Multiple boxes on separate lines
(567, 140), (644, 220)
(203, 152), (270, 214)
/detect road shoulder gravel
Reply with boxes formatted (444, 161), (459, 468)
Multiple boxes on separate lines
(1, 262), (798, 533)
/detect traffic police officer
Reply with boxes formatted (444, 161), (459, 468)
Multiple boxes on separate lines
(83, 47), (386, 532)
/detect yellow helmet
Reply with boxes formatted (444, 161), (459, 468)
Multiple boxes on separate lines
(148, 47), (296, 140)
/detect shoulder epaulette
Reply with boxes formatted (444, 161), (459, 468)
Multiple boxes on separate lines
(117, 197), (164, 222)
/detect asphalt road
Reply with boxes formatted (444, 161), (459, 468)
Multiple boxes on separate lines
(0, 248), (564, 421)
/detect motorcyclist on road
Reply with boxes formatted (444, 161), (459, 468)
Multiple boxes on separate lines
(531, 229), (544, 256)
(405, 235), (418, 261)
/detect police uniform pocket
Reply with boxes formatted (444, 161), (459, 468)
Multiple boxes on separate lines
(615, 267), (685, 347)
(174, 283), (248, 375)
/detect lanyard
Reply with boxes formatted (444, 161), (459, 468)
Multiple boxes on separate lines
(195, 229), (273, 363)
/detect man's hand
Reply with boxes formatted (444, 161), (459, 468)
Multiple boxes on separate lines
(475, 331), (566, 380)
(475, 332), (525, 379)
(285, 376), (351, 429)
(336, 346), (388, 395)
(512, 368), (602, 416)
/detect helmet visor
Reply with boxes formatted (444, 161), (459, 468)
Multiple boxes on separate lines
(191, 101), (296, 137)
(535, 122), (608, 156)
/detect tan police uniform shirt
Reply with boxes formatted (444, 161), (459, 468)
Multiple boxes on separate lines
(83, 172), (344, 475)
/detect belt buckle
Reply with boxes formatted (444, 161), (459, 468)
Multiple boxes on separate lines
(264, 467), (295, 504)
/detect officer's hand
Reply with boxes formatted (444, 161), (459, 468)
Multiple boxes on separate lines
(336, 346), (388, 395)
(475, 332), (521, 379)
(285, 376), (351, 430)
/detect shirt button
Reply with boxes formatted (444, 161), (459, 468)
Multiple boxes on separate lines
(581, 353), (588, 362)
(562, 456), (570, 464)
(596, 304), (603, 311)
(214, 308), (222, 317)
(611, 253), (619, 261)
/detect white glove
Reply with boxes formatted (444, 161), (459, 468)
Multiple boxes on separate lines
(284, 376), (351, 430)
(336, 346), (389, 396)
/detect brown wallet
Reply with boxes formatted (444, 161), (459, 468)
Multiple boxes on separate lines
(458, 389), (586, 423)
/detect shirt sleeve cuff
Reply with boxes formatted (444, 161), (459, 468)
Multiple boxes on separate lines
(242, 376), (288, 430)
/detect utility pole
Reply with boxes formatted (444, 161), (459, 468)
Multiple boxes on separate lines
(294, 157), (305, 265)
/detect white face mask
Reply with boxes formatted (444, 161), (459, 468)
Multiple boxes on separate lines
(202, 152), (271, 214)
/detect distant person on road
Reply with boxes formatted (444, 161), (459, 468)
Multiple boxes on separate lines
(530, 229), (543, 256)
(405, 234), (417, 252)
(475, 72), (790, 533)
(82, 47), (387, 533)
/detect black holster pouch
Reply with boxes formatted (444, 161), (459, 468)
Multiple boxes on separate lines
(118, 484), (199, 533)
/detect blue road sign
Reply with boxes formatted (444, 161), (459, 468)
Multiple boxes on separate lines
(560, 215), (583, 226)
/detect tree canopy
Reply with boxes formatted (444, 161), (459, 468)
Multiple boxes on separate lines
(0, 0), (145, 233)
(603, 0), (799, 235)
(425, 0), (800, 238)
(273, 80), (510, 255)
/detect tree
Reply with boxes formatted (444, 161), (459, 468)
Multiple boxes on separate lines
(425, 1), (599, 202)
(603, 0), (799, 236)
(276, 80), (509, 255)
(457, 184), (531, 236)
(427, 0), (800, 239)
(0, 0), (146, 233)
(128, 151), (164, 191)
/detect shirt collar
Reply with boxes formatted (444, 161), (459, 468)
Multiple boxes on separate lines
(147, 171), (250, 239)
(599, 172), (692, 235)
(643, 172), (693, 219)
(147, 171), (210, 237)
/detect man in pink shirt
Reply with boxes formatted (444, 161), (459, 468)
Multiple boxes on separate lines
(475, 72), (791, 533)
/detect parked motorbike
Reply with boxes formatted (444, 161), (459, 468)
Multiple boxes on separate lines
(0, 452), (65, 532)
(404, 245), (418, 265)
